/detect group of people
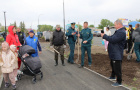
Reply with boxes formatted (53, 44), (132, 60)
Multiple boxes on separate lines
(0, 26), (42, 89)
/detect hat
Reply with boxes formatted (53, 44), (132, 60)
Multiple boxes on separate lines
(56, 25), (60, 28)
(71, 22), (76, 25)
(29, 30), (34, 34)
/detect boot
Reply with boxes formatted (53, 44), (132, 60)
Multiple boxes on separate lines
(62, 60), (65, 66)
(55, 60), (58, 66)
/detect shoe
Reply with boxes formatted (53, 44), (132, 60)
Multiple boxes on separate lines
(5, 83), (10, 88)
(67, 61), (70, 63)
(71, 62), (75, 64)
(12, 85), (16, 90)
(79, 65), (84, 68)
(112, 82), (122, 87)
(136, 60), (140, 63)
(109, 77), (116, 81)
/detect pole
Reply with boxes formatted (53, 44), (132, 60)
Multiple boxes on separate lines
(76, 22), (80, 63)
(63, 0), (65, 33)
(4, 11), (6, 36)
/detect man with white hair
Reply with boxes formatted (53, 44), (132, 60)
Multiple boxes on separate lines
(101, 19), (126, 87)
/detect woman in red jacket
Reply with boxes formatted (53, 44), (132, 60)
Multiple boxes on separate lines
(6, 26), (21, 69)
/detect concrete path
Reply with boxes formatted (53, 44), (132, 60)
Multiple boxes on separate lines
(0, 47), (129, 90)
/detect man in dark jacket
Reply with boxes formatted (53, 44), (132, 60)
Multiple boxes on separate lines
(127, 25), (134, 53)
(50, 25), (66, 66)
(16, 28), (26, 45)
(101, 19), (126, 87)
(132, 24), (140, 62)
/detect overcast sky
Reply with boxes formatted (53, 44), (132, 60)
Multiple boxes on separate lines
(0, 0), (139, 29)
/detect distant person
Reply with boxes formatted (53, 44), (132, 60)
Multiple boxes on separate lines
(78, 22), (93, 68)
(104, 27), (111, 51)
(2, 32), (6, 41)
(50, 25), (66, 66)
(127, 25), (134, 53)
(16, 28), (26, 45)
(101, 19), (126, 87)
(132, 24), (140, 63)
(25, 30), (42, 57)
(66, 22), (77, 64)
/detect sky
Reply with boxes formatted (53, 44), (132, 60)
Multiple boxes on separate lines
(0, 0), (139, 29)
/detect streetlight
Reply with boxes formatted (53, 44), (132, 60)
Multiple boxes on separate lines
(63, 0), (65, 33)
(4, 11), (6, 36)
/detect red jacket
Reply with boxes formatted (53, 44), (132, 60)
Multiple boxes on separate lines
(6, 26), (21, 47)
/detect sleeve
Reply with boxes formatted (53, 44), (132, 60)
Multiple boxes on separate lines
(86, 30), (93, 41)
(79, 31), (83, 39)
(23, 33), (26, 44)
(6, 35), (11, 45)
(103, 32), (125, 44)
(63, 33), (66, 45)
(37, 40), (42, 51)
(11, 53), (16, 65)
(50, 33), (53, 46)
(66, 29), (72, 36)
(132, 31), (136, 42)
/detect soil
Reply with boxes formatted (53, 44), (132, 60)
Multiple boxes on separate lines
(73, 46), (140, 89)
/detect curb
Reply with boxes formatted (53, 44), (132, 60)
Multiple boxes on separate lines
(0, 74), (3, 88)
(47, 48), (130, 90)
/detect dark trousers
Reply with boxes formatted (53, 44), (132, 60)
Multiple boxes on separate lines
(110, 60), (122, 84)
(68, 44), (75, 63)
(128, 39), (132, 53)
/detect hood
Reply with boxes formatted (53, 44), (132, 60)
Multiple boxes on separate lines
(10, 45), (16, 51)
(8, 26), (15, 35)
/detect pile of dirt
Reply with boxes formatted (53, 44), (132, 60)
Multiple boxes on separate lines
(74, 53), (140, 89)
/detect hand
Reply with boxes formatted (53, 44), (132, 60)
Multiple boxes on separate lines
(83, 41), (87, 44)
(50, 46), (53, 48)
(72, 33), (76, 35)
(77, 34), (80, 37)
(39, 51), (42, 54)
(101, 33), (105, 38)
(64, 45), (66, 48)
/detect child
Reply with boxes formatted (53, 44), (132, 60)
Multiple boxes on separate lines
(10, 45), (18, 82)
(0, 42), (16, 90)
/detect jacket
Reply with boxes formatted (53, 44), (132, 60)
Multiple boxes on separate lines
(132, 27), (140, 42)
(25, 35), (42, 57)
(16, 31), (26, 45)
(10, 45), (18, 69)
(66, 27), (77, 44)
(0, 50), (16, 73)
(6, 26), (21, 47)
(80, 28), (93, 46)
(103, 27), (126, 60)
(50, 29), (66, 46)
(128, 28), (134, 40)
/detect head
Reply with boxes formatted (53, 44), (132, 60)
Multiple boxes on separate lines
(29, 30), (34, 37)
(17, 28), (21, 32)
(1, 42), (10, 52)
(12, 27), (17, 33)
(135, 24), (139, 29)
(56, 25), (61, 31)
(71, 23), (75, 29)
(83, 21), (88, 29)
(10, 45), (17, 52)
(106, 27), (109, 31)
(129, 25), (132, 29)
(114, 19), (123, 30)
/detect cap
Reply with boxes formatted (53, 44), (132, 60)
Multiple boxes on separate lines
(71, 22), (76, 25)
(56, 25), (60, 28)
(29, 30), (34, 34)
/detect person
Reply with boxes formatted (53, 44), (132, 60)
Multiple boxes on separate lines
(0, 42), (17, 89)
(132, 24), (140, 62)
(2, 32), (6, 41)
(6, 26), (21, 69)
(50, 25), (66, 66)
(16, 28), (26, 45)
(78, 22), (93, 68)
(25, 30), (42, 57)
(101, 19), (126, 87)
(127, 25), (134, 53)
(104, 27), (111, 51)
(10, 45), (18, 81)
(66, 22), (77, 64)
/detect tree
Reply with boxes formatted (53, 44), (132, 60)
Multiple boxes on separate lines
(98, 19), (114, 29)
(19, 21), (26, 32)
(136, 19), (140, 22)
(0, 23), (2, 26)
(89, 24), (94, 27)
(39, 25), (54, 32)
(76, 24), (82, 31)
(14, 21), (17, 27)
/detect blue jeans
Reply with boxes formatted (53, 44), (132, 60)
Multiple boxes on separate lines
(134, 42), (140, 61)
(81, 46), (92, 66)
(68, 44), (75, 63)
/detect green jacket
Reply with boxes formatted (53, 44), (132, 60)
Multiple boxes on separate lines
(66, 27), (77, 44)
(80, 28), (93, 46)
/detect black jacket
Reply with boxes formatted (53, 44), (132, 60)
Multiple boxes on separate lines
(16, 31), (25, 45)
(51, 30), (66, 46)
(103, 27), (126, 60)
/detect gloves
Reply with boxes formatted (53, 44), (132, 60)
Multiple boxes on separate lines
(64, 45), (66, 48)
(50, 46), (53, 48)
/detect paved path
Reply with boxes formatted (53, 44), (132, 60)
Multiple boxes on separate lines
(0, 45), (128, 90)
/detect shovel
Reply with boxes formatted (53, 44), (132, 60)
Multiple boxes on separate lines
(127, 43), (134, 60)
